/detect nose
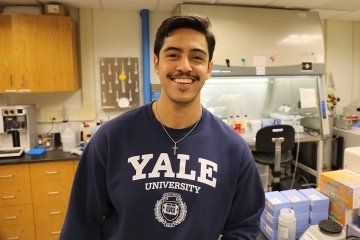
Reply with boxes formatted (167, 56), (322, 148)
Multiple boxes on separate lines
(177, 57), (192, 72)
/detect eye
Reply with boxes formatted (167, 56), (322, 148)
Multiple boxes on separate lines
(192, 55), (205, 63)
(165, 52), (179, 60)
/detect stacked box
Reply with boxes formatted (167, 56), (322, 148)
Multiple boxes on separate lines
(299, 188), (329, 225)
(280, 189), (310, 238)
(319, 169), (360, 226)
(329, 200), (359, 226)
(260, 191), (291, 239)
(319, 169), (360, 209)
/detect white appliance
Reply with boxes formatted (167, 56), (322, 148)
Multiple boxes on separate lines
(299, 225), (346, 240)
(344, 147), (360, 174)
(0, 105), (37, 156)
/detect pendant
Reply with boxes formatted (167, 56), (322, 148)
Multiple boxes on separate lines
(172, 142), (178, 155)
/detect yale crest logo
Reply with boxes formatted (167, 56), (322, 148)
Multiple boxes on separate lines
(154, 192), (187, 227)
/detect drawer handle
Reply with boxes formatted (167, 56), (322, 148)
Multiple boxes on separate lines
(0, 174), (14, 179)
(50, 231), (61, 235)
(5, 237), (20, 240)
(45, 171), (59, 175)
(49, 211), (62, 215)
(47, 191), (60, 195)
(4, 216), (18, 220)
(1, 195), (16, 199)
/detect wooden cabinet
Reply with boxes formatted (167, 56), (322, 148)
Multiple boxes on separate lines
(0, 14), (80, 93)
(0, 160), (76, 240)
(0, 163), (35, 239)
(30, 161), (74, 240)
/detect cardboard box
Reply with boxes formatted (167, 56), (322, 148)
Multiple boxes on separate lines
(264, 191), (291, 217)
(319, 169), (360, 209)
(329, 199), (358, 226)
(299, 188), (329, 213)
(280, 189), (310, 214)
(309, 211), (328, 225)
(44, 3), (67, 16)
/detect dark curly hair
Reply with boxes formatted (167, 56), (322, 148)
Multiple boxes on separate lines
(154, 15), (216, 62)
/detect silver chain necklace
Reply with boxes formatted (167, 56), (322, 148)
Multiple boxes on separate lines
(155, 101), (202, 155)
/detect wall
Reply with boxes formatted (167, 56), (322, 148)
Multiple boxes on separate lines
(0, 8), (359, 136)
(324, 20), (360, 113)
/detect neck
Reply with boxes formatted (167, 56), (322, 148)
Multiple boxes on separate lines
(153, 100), (202, 129)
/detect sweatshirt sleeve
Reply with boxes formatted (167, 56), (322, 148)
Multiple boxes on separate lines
(221, 149), (265, 240)
(60, 131), (111, 240)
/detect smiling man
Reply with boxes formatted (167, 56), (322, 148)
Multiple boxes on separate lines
(60, 15), (265, 240)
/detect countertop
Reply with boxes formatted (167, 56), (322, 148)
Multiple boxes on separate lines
(0, 148), (80, 165)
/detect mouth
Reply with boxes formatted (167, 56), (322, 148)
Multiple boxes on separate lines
(168, 73), (200, 84)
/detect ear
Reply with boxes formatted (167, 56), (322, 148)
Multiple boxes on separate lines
(206, 60), (213, 79)
(153, 54), (159, 75)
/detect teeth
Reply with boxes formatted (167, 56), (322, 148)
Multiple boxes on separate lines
(174, 78), (192, 84)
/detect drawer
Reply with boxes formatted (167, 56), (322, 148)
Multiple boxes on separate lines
(0, 223), (35, 240)
(30, 161), (74, 184)
(35, 220), (63, 240)
(0, 164), (30, 185)
(0, 184), (32, 207)
(31, 182), (71, 204)
(0, 204), (33, 227)
(33, 201), (67, 223)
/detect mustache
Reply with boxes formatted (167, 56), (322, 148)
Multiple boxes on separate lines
(167, 72), (200, 81)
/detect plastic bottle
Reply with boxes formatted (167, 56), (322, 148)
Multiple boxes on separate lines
(278, 208), (296, 240)
(61, 121), (76, 152)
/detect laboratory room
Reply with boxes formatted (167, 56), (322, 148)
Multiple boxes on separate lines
(0, 0), (360, 239)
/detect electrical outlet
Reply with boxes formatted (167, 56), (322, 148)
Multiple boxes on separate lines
(45, 110), (63, 122)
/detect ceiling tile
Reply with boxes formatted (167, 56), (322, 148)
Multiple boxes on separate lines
(100, 0), (158, 11)
(316, 0), (360, 11)
(269, 0), (335, 9)
(312, 9), (350, 19)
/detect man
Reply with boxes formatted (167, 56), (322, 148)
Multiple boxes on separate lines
(60, 15), (265, 240)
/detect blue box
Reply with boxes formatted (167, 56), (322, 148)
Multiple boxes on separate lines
(299, 188), (329, 213)
(260, 218), (277, 240)
(309, 211), (328, 225)
(261, 209), (278, 230)
(296, 226), (308, 239)
(296, 212), (309, 229)
(280, 189), (310, 214)
(265, 191), (292, 217)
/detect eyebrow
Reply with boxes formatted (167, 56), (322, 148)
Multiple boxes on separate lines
(163, 46), (208, 56)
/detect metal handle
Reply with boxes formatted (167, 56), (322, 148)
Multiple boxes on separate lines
(47, 191), (60, 195)
(4, 216), (18, 220)
(1, 195), (16, 199)
(5, 237), (20, 240)
(50, 231), (61, 235)
(45, 171), (59, 175)
(0, 174), (14, 179)
(49, 211), (61, 215)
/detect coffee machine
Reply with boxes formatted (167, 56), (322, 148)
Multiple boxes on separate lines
(0, 105), (37, 157)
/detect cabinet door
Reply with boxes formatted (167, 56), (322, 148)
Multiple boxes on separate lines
(0, 15), (15, 93)
(1, 14), (80, 93)
(24, 15), (79, 92)
(11, 14), (39, 92)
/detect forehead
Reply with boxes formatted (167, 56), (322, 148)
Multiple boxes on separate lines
(161, 28), (208, 53)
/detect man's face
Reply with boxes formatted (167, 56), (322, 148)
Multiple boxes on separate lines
(154, 28), (213, 104)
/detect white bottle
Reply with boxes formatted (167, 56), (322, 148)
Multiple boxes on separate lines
(61, 121), (76, 152)
(278, 208), (296, 240)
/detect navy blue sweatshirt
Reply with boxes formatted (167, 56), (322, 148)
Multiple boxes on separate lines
(60, 103), (265, 240)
